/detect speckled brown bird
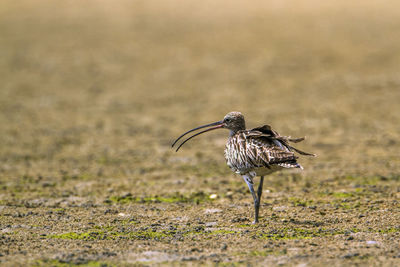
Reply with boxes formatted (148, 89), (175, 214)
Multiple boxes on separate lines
(172, 111), (315, 223)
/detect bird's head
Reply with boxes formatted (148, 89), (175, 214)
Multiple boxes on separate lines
(222, 111), (246, 133)
(172, 111), (246, 152)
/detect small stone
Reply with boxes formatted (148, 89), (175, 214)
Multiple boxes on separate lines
(205, 222), (217, 227)
(204, 208), (222, 214)
(209, 194), (218, 199)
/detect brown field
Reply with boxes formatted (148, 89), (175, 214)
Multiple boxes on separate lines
(1, 0), (400, 266)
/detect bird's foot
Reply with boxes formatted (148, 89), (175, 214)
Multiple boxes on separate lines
(252, 219), (259, 224)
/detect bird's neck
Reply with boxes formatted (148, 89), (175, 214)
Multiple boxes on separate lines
(229, 123), (245, 136)
(229, 128), (243, 137)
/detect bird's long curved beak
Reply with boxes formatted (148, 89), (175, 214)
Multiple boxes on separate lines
(172, 121), (224, 152)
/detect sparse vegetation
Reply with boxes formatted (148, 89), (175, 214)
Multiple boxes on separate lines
(106, 192), (211, 204)
(33, 259), (115, 267)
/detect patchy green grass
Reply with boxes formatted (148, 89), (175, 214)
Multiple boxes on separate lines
(105, 192), (211, 204)
(256, 227), (400, 240)
(50, 225), (399, 242)
(377, 227), (400, 234)
(49, 226), (238, 241)
(248, 249), (287, 257)
(33, 259), (115, 267)
(331, 192), (357, 198)
(257, 227), (360, 240)
(289, 197), (314, 207)
(49, 229), (174, 241)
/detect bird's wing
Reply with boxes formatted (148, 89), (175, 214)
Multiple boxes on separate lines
(237, 125), (315, 168)
(248, 125), (316, 156)
(225, 126), (315, 174)
(242, 130), (299, 168)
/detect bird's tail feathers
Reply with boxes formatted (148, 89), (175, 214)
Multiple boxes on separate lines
(274, 135), (316, 157)
(278, 162), (303, 169)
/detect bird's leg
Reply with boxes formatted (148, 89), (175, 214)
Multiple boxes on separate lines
(242, 175), (259, 224)
(255, 176), (264, 220)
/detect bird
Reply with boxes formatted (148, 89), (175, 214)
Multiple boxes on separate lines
(172, 111), (315, 224)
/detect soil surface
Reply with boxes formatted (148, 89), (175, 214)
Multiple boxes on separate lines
(0, 1), (399, 266)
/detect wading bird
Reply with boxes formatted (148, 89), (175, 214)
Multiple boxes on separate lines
(172, 111), (315, 223)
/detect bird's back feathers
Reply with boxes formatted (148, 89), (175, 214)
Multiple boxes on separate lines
(224, 125), (314, 175)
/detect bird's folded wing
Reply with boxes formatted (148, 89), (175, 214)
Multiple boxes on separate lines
(244, 136), (298, 167)
(247, 126), (316, 157)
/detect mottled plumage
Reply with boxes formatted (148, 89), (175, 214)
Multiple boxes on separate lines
(225, 125), (313, 178)
(172, 111), (315, 223)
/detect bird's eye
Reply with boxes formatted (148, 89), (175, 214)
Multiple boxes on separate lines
(225, 118), (231, 123)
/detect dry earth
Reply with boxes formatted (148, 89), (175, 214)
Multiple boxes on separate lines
(0, 0), (399, 266)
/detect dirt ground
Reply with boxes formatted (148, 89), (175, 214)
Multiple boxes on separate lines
(1, 0), (400, 266)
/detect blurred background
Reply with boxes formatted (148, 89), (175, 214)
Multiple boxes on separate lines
(1, 0), (399, 195)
